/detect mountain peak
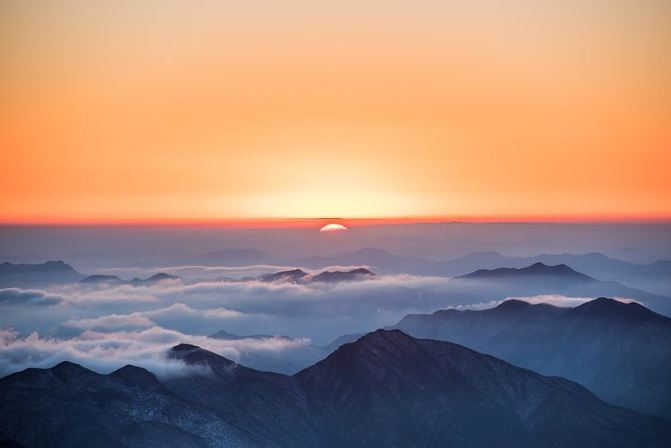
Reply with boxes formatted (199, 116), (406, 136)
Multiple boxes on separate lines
(571, 297), (665, 322)
(110, 365), (160, 386)
(169, 343), (237, 370)
(495, 299), (532, 310)
(458, 262), (594, 281)
(260, 268), (308, 283)
(171, 343), (201, 352)
(311, 268), (375, 283)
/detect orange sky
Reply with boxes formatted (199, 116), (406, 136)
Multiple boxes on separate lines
(1, 1), (670, 223)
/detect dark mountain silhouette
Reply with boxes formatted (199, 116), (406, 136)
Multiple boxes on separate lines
(255, 267), (376, 285)
(81, 272), (179, 286)
(80, 274), (124, 284)
(393, 297), (671, 420)
(450, 262), (671, 316)
(0, 361), (253, 448)
(296, 330), (671, 447)
(311, 267), (375, 283)
(457, 261), (595, 281)
(430, 251), (671, 296)
(0, 261), (83, 288)
(210, 329), (288, 340)
(3, 331), (671, 447)
(130, 272), (179, 286)
(259, 268), (308, 283)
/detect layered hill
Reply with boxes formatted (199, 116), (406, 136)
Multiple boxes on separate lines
(393, 297), (671, 420)
(2, 330), (670, 447)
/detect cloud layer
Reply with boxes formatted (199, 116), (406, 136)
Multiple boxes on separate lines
(0, 271), (637, 377)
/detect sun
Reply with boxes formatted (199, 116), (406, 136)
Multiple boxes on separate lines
(319, 223), (348, 233)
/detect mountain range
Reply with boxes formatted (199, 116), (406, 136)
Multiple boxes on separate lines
(80, 272), (180, 286)
(393, 297), (671, 420)
(0, 261), (83, 288)
(2, 330), (670, 448)
(448, 262), (671, 316)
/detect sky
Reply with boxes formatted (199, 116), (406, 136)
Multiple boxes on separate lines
(2, 0), (670, 223)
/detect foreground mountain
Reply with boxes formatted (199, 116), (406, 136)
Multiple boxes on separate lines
(394, 297), (671, 420)
(0, 261), (83, 288)
(2, 330), (671, 447)
(0, 361), (253, 448)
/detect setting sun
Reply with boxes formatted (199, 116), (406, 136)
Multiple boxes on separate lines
(319, 223), (348, 233)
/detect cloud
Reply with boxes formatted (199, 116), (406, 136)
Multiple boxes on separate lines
(2, 268), (651, 378)
(0, 288), (62, 306)
(95, 264), (302, 280)
(502, 294), (640, 307)
(0, 325), (310, 378)
(448, 294), (641, 310)
(64, 313), (155, 330)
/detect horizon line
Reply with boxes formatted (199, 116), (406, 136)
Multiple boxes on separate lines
(1, 213), (671, 228)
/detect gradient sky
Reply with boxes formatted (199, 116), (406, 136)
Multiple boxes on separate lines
(2, 0), (670, 222)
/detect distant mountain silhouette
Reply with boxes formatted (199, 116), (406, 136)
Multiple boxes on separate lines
(254, 267), (376, 285)
(430, 251), (671, 296)
(3, 330), (670, 447)
(450, 261), (671, 316)
(210, 329), (293, 341)
(130, 272), (179, 286)
(393, 297), (671, 420)
(0, 261), (83, 288)
(259, 268), (308, 283)
(80, 274), (123, 284)
(457, 261), (594, 281)
(311, 267), (375, 283)
(81, 272), (178, 286)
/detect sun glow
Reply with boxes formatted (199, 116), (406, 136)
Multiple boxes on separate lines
(319, 223), (348, 233)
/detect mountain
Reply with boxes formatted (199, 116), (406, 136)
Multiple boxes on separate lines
(457, 261), (594, 282)
(451, 262), (671, 316)
(130, 272), (179, 286)
(393, 297), (671, 420)
(255, 267), (376, 285)
(3, 331), (670, 447)
(0, 361), (253, 448)
(209, 329), (292, 341)
(295, 330), (671, 447)
(311, 267), (375, 283)
(80, 274), (124, 284)
(431, 251), (671, 296)
(0, 261), (83, 288)
(164, 344), (317, 447)
(80, 272), (179, 286)
(259, 268), (308, 283)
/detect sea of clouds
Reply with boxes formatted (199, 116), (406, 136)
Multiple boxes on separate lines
(0, 267), (628, 377)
